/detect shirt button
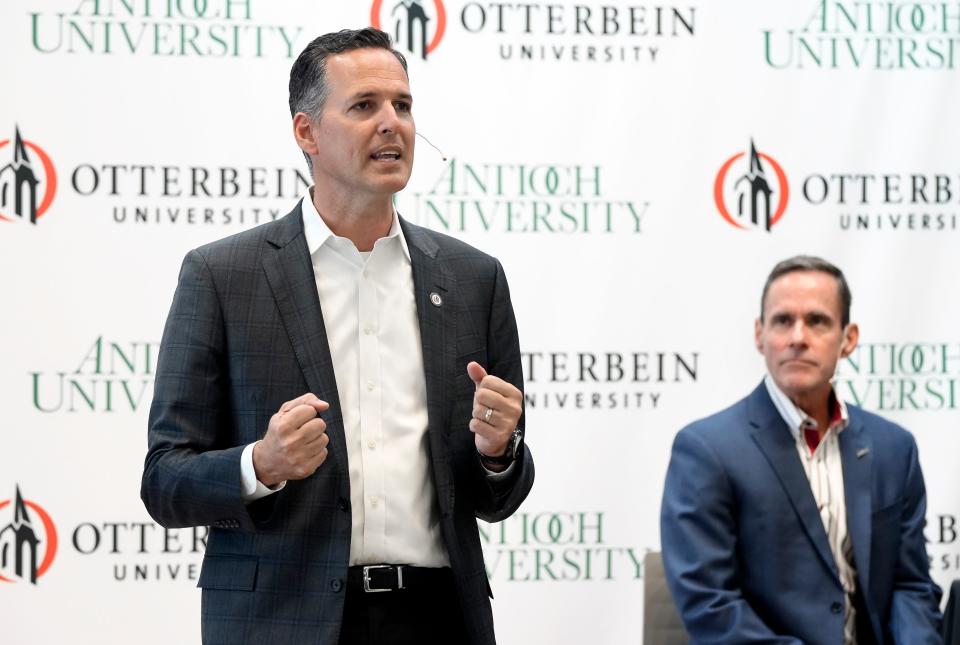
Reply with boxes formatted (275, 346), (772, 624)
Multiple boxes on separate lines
(362, 270), (369, 279)
(830, 602), (842, 614)
(368, 440), (376, 450)
(366, 381), (375, 391)
(370, 496), (379, 508)
(330, 578), (343, 593)
(363, 324), (373, 335)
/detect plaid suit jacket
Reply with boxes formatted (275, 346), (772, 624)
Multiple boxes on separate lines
(141, 203), (534, 645)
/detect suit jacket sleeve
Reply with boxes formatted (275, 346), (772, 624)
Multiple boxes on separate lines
(889, 435), (942, 644)
(660, 428), (802, 644)
(141, 249), (266, 531)
(472, 258), (534, 524)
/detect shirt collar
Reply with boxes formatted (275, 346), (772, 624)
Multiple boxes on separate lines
(763, 373), (849, 442)
(300, 192), (411, 263)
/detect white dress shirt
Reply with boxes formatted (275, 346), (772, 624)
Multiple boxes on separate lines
(764, 375), (858, 645)
(241, 195), (449, 567)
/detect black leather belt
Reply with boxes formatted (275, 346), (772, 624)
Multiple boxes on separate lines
(347, 564), (453, 593)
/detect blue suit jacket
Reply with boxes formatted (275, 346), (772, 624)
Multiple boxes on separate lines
(141, 205), (534, 645)
(660, 382), (942, 644)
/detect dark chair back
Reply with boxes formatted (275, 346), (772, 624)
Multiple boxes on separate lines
(945, 580), (960, 645)
(643, 551), (688, 645)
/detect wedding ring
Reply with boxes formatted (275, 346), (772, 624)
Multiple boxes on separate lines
(483, 407), (494, 423)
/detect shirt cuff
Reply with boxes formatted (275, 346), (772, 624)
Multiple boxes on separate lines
(481, 458), (517, 482)
(240, 441), (286, 503)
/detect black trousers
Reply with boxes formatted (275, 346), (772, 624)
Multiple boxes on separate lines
(337, 567), (469, 645)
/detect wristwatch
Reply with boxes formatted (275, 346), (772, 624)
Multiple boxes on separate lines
(478, 427), (523, 467)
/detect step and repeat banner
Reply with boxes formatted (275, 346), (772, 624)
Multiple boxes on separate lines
(2, 1), (959, 643)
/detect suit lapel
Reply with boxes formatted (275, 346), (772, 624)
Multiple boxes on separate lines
(401, 218), (457, 515)
(747, 383), (841, 586)
(261, 205), (348, 477)
(839, 411), (873, 595)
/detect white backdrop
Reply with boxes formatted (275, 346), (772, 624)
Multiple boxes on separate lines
(2, 1), (959, 643)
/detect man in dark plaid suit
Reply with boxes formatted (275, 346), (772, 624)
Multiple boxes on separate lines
(141, 28), (534, 645)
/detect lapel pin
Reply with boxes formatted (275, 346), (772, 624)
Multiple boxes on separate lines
(429, 292), (442, 307)
(856, 448), (870, 459)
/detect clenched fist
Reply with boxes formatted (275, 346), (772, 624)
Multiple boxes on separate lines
(253, 393), (330, 487)
(467, 361), (522, 466)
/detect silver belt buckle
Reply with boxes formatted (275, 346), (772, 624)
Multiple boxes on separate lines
(363, 565), (404, 593)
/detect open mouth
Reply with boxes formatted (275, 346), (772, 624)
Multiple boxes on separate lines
(371, 150), (401, 161)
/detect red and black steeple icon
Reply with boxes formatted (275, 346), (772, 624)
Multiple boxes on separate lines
(714, 138), (789, 232)
(0, 486), (41, 584)
(0, 126), (40, 224)
(734, 139), (775, 231)
(372, 1), (446, 61)
(391, 0), (431, 60)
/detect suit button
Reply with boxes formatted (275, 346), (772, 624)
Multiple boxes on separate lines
(831, 602), (842, 614)
(331, 578), (343, 593)
(337, 497), (349, 512)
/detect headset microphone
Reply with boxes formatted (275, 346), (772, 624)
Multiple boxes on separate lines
(416, 132), (448, 162)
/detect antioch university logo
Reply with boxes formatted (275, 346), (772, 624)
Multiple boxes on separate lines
(0, 126), (58, 225)
(371, 0), (447, 60)
(0, 485), (58, 584)
(714, 139), (789, 232)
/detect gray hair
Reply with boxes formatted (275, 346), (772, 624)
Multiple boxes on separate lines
(760, 255), (852, 327)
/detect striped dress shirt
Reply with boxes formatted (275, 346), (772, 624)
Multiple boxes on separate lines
(764, 375), (858, 645)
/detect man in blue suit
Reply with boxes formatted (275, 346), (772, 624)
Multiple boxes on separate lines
(660, 256), (942, 644)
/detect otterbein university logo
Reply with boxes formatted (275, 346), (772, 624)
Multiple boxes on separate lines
(371, 0), (447, 60)
(0, 486), (58, 584)
(714, 139), (789, 232)
(0, 126), (58, 225)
